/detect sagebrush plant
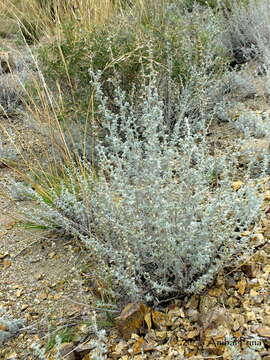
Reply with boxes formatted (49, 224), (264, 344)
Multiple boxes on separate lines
(1, 0), (267, 307)
(4, 63), (263, 306)
(18, 0), (231, 168)
(0, 70), (29, 112)
(37, 0), (228, 128)
(233, 110), (270, 138)
(221, 0), (270, 68)
(182, 0), (248, 10)
(0, 310), (24, 345)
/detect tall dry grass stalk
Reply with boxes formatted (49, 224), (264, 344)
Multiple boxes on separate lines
(0, 0), (131, 42)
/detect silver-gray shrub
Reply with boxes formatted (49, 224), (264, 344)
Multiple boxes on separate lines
(0, 50), (36, 113)
(7, 69), (262, 305)
(233, 110), (270, 138)
(0, 310), (24, 345)
(0, 71), (27, 112)
(221, 0), (270, 68)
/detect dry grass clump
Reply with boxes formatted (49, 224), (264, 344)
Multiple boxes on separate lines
(0, 0), (129, 43)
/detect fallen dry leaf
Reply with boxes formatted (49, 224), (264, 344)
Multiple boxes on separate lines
(20, 304), (28, 311)
(232, 181), (244, 191)
(263, 228), (270, 239)
(151, 310), (168, 330)
(53, 293), (62, 300)
(0, 323), (8, 331)
(155, 330), (167, 342)
(74, 342), (95, 358)
(203, 325), (230, 355)
(250, 289), (259, 297)
(208, 287), (223, 297)
(186, 329), (199, 339)
(38, 292), (48, 301)
(144, 312), (152, 330)
(246, 311), (256, 322)
(5, 221), (17, 230)
(236, 279), (246, 295)
(5, 352), (18, 360)
(199, 295), (218, 314)
(15, 289), (23, 297)
(263, 264), (270, 273)
(264, 191), (270, 200)
(3, 259), (11, 268)
(132, 336), (145, 354)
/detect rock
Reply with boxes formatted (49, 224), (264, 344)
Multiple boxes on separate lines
(74, 342), (95, 357)
(34, 272), (44, 281)
(112, 341), (128, 357)
(202, 325), (231, 355)
(116, 303), (150, 340)
(186, 309), (199, 323)
(199, 295), (218, 314)
(0, 52), (15, 73)
(151, 311), (168, 330)
(256, 326), (270, 338)
(132, 337), (155, 355)
(199, 307), (233, 331)
(59, 343), (76, 360)
(241, 263), (256, 278)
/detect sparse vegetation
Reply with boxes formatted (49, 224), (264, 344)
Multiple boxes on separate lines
(45, 327), (74, 352)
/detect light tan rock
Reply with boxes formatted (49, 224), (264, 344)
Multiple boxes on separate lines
(116, 302), (150, 340)
(256, 326), (270, 338)
(58, 343), (76, 360)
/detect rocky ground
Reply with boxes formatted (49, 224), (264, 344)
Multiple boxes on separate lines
(1, 37), (270, 360)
